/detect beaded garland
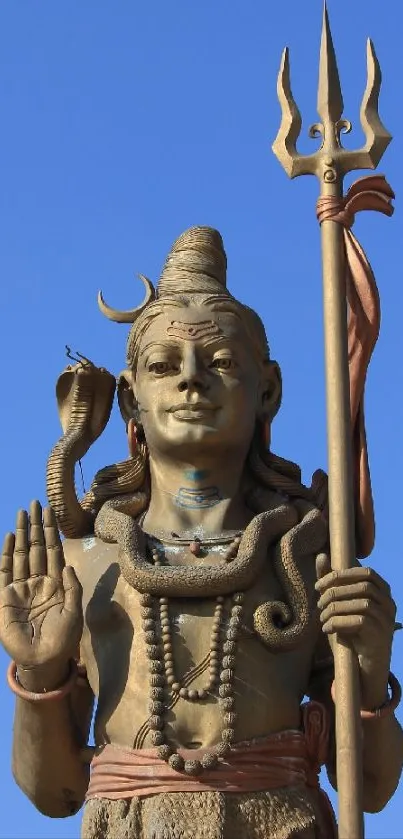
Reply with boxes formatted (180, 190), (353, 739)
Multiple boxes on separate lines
(140, 534), (244, 776)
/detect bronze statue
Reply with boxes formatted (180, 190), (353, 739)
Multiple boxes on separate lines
(0, 8), (402, 839)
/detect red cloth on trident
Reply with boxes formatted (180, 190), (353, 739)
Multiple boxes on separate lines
(316, 175), (394, 558)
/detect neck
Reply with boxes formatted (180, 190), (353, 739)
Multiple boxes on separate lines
(142, 450), (252, 538)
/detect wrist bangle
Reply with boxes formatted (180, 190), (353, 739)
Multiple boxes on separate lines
(331, 672), (401, 720)
(7, 659), (78, 702)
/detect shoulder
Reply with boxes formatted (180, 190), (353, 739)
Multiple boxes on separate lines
(62, 536), (120, 585)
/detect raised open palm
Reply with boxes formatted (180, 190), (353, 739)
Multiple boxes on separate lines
(0, 501), (83, 668)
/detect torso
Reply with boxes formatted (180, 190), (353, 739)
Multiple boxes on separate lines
(64, 532), (325, 751)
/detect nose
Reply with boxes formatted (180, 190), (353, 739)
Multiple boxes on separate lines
(177, 347), (208, 393)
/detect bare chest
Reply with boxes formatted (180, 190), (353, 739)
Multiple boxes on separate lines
(74, 538), (321, 747)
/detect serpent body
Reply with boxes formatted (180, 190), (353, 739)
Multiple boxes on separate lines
(253, 502), (327, 650)
(95, 499), (298, 597)
(94, 494), (327, 651)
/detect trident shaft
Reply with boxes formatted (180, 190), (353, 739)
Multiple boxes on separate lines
(272, 5), (392, 839)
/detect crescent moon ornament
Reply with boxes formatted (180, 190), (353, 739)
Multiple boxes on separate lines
(98, 274), (155, 323)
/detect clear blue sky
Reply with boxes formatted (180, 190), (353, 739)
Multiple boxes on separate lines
(0, 1), (401, 836)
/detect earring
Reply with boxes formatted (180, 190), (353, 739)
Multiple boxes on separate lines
(127, 418), (138, 457)
(128, 418), (146, 456)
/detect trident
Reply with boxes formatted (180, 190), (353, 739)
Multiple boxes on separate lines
(273, 4), (393, 838)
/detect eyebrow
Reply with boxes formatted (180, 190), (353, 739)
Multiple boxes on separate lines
(139, 340), (180, 358)
(139, 334), (237, 357)
(201, 335), (235, 349)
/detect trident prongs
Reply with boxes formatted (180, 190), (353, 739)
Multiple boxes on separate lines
(316, 1), (343, 128)
(271, 48), (317, 178)
(360, 38), (392, 168)
(272, 2), (392, 184)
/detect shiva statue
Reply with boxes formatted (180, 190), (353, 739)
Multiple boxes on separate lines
(0, 227), (402, 838)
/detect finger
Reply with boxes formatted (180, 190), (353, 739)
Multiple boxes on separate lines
(315, 566), (391, 598)
(43, 507), (64, 579)
(320, 598), (392, 629)
(62, 566), (83, 615)
(13, 510), (29, 581)
(315, 552), (331, 582)
(28, 500), (46, 577)
(317, 582), (396, 619)
(322, 615), (365, 636)
(0, 533), (15, 588)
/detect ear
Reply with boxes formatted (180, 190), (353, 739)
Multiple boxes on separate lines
(258, 360), (282, 423)
(117, 369), (138, 426)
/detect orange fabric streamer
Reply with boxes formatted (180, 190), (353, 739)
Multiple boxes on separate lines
(316, 175), (394, 558)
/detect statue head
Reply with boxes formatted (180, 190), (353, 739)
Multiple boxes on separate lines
(47, 227), (312, 542)
(99, 227), (282, 467)
(74, 225), (312, 531)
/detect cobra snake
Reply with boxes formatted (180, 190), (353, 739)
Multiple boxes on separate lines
(46, 360), (116, 538)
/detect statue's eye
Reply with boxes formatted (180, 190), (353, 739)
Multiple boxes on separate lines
(148, 361), (174, 375)
(210, 357), (236, 371)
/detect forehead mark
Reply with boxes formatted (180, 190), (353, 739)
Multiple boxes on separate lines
(166, 320), (222, 341)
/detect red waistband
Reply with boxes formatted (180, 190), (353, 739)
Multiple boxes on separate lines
(86, 701), (329, 800)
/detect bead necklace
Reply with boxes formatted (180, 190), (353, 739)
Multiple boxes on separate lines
(140, 534), (244, 776)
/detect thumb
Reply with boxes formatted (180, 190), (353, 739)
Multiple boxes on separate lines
(62, 565), (83, 614)
(315, 552), (331, 582)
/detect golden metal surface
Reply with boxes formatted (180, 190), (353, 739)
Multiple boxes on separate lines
(272, 5), (391, 181)
(317, 3), (343, 128)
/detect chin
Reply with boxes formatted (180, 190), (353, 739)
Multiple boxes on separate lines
(170, 424), (223, 449)
(154, 423), (252, 457)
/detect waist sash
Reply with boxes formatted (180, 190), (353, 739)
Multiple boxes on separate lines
(86, 702), (330, 800)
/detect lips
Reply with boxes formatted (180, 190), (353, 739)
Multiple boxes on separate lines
(168, 402), (215, 413)
(168, 402), (218, 420)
